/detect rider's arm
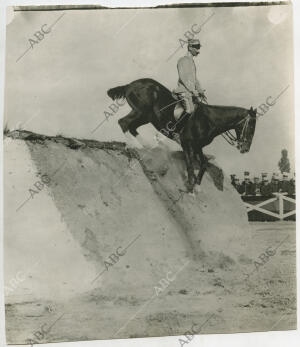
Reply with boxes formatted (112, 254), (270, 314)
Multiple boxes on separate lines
(177, 57), (197, 94)
(195, 79), (204, 94)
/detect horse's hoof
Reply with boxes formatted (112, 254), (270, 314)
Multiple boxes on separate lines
(205, 154), (215, 161)
(124, 132), (143, 149)
(187, 183), (195, 195)
(125, 143), (133, 151)
(194, 185), (202, 194)
(134, 143), (144, 150)
(196, 179), (203, 186)
(144, 145), (155, 152)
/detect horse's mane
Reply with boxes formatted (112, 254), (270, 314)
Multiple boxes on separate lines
(202, 103), (247, 112)
(203, 104), (245, 110)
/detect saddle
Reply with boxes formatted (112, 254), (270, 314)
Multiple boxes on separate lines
(172, 92), (185, 121)
(174, 103), (184, 121)
(172, 92), (204, 121)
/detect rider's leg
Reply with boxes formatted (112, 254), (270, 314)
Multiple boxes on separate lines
(177, 94), (194, 128)
(171, 94), (194, 144)
(185, 94), (194, 114)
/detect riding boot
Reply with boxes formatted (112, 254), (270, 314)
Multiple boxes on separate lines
(178, 110), (193, 128)
(172, 110), (193, 145)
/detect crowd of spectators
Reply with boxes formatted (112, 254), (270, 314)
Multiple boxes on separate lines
(231, 171), (295, 196)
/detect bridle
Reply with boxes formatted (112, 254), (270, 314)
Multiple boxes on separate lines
(221, 114), (252, 148)
(200, 97), (253, 149)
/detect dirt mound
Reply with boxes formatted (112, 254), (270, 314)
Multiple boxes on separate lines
(4, 131), (296, 344)
(4, 130), (254, 302)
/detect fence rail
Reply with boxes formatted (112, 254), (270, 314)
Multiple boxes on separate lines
(242, 193), (296, 221)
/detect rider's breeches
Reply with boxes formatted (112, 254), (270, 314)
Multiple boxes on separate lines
(177, 92), (195, 114)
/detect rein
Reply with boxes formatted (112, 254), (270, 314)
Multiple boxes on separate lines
(221, 114), (251, 148)
(221, 131), (237, 146)
(200, 97), (251, 148)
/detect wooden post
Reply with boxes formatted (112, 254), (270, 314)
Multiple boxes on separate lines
(278, 193), (284, 220)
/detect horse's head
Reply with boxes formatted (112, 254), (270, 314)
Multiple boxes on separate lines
(236, 107), (257, 153)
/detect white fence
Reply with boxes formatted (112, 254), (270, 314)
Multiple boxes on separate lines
(244, 193), (296, 221)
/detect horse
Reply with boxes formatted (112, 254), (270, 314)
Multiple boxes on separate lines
(107, 78), (257, 192)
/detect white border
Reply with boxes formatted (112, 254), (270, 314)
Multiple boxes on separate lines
(0, 1), (298, 347)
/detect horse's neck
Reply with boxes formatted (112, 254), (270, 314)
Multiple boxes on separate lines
(206, 106), (247, 134)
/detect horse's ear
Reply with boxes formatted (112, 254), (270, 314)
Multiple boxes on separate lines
(249, 106), (257, 117)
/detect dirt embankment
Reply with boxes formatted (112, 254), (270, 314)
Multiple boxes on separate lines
(5, 130), (253, 282)
(4, 130), (295, 344)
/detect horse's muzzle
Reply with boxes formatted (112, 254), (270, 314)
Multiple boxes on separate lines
(240, 147), (249, 154)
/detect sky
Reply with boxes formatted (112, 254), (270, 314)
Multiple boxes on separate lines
(4, 4), (294, 177)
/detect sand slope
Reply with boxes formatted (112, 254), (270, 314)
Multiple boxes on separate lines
(4, 131), (252, 299)
(4, 131), (295, 343)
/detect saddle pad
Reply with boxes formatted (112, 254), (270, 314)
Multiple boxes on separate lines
(174, 103), (184, 121)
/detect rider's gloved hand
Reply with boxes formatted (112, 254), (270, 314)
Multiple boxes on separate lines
(196, 96), (203, 103)
(198, 90), (207, 103)
(202, 94), (208, 103)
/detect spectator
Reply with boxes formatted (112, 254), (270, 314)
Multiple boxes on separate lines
(260, 176), (272, 197)
(261, 172), (268, 182)
(288, 173), (295, 195)
(242, 171), (253, 195)
(280, 172), (290, 193)
(234, 178), (244, 195)
(270, 172), (280, 193)
(251, 176), (261, 195)
(230, 171), (295, 196)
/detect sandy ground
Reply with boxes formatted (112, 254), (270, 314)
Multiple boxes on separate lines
(5, 222), (296, 343)
(3, 132), (296, 344)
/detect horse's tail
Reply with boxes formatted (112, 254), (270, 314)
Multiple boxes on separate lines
(107, 85), (128, 101)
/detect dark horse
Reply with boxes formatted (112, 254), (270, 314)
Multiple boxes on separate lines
(107, 78), (257, 192)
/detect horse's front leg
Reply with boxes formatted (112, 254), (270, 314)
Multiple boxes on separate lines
(196, 148), (208, 185)
(182, 143), (196, 192)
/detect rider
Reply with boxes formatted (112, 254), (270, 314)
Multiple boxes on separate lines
(174, 38), (206, 119)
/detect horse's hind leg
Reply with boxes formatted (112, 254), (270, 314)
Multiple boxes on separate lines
(119, 110), (150, 148)
(127, 111), (152, 148)
(118, 111), (143, 149)
(118, 110), (136, 134)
